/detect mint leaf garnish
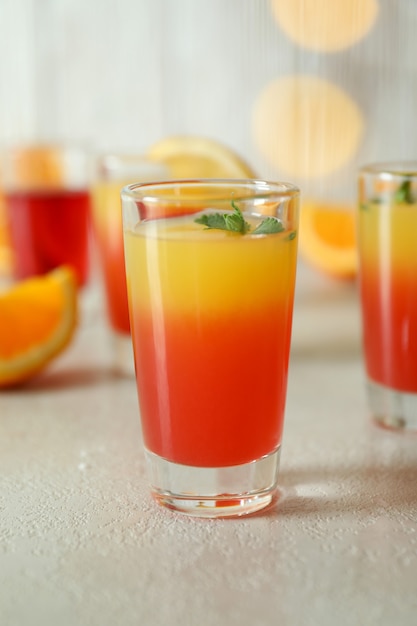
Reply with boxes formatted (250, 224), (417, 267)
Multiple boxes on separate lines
(252, 217), (284, 235)
(225, 201), (251, 233)
(194, 212), (226, 230)
(195, 201), (283, 235)
(394, 179), (414, 204)
(194, 200), (250, 233)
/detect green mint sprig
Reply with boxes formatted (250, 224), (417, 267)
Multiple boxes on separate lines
(361, 178), (415, 210)
(194, 200), (284, 235)
(394, 178), (414, 204)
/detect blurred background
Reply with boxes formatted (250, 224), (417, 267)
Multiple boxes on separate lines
(2, 0), (417, 187)
(0, 0), (417, 278)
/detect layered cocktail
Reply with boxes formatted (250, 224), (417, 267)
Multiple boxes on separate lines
(358, 163), (417, 430)
(122, 180), (299, 517)
(91, 155), (168, 374)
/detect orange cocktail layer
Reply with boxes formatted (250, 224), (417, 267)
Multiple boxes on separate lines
(125, 213), (297, 467)
(359, 201), (417, 392)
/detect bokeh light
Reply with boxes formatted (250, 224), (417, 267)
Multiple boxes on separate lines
(271, 0), (379, 52)
(252, 75), (364, 179)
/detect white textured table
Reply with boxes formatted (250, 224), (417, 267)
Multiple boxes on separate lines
(1, 266), (417, 626)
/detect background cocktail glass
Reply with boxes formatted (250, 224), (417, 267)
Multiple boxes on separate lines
(91, 154), (169, 376)
(122, 179), (300, 517)
(358, 162), (417, 431)
(1, 144), (91, 287)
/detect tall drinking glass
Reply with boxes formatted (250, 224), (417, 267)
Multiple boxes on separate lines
(358, 163), (417, 431)
(2, 145), (91, 287)
(91, 154), (169, 375)
(122, 179), (300, 517)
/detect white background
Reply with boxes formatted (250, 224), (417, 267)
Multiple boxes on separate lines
(0, 0), (416, 200)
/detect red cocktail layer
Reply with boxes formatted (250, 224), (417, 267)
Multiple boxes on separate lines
(132, 304), (292, 467)
(100, 242), (130, 334)
(361, 268), (417, 392)
(5, 189), (91, 286)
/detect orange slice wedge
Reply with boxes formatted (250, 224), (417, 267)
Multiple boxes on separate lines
(0, 266), (78, 387)
(299, 200), (358, 279)
(147, 135), (256, 179)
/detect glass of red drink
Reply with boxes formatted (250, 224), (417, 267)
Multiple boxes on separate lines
(91, 154), (169, 376)
(358, 162), (417, 431)
(2, 145), (91, 287)
(122, 179), (300, 517)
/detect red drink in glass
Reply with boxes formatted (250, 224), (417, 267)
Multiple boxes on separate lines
(5, 188), (91, 286)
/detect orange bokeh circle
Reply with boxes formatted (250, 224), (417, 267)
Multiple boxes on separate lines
(271, 0), (379, 52)
(252, 75), (364, 179)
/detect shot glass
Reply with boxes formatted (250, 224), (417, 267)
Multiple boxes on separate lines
(358, 162), (417, 431)
(91, 154), (169, 376)
(122, 179), (300, 517)
(1, 144), (91, 287)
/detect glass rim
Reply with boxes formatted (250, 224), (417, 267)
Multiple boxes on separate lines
(359, 161), (417, 177)
(121, 178), (300, 202)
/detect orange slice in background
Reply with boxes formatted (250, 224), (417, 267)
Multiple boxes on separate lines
(11, 145), (63, 189)
(147, 135), (256, 178)
(0, 266), (78, 387)
(299, 201), (358, 279)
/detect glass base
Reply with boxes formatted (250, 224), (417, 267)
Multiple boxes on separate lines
(145, 447), (281, 518)
(111, 331), (135, 377)
(367, 379), (417, 431)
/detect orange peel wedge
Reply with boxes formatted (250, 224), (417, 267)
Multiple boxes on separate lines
(299, 201), (358, 279)
(0, 266), (78, 387)
(147, 135), (256, 179)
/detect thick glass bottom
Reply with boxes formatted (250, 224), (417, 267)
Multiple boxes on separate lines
(111, 330), (135, 377)
(367, 378), (417, 431)
(145, 447), (281, 518)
